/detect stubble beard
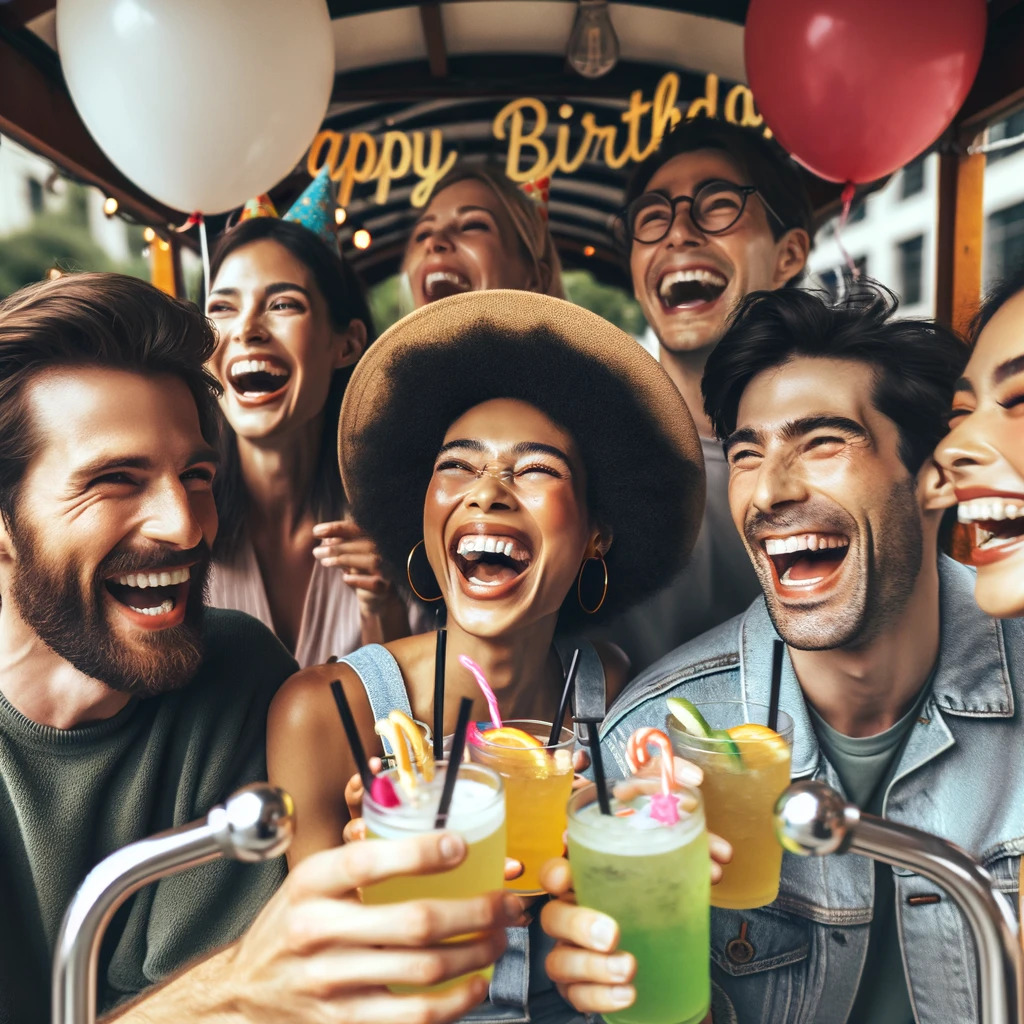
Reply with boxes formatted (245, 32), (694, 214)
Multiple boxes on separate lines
(753, 478), (924, 652)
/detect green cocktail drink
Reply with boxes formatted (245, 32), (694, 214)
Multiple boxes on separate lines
(362, 761), (506, 990)
(567, 780), (710, 1024)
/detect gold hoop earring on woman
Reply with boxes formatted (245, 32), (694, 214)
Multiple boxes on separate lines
(406, 539), (443, 602)
(577, 555), (608, 615)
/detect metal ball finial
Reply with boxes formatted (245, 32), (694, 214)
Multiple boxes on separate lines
(208, 784), (295, 863)
(773, 779), (858, 857)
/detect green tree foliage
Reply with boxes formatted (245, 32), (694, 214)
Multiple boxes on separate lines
(0, 183), (147, 299)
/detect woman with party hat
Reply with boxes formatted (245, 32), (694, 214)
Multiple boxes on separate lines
(403, 162), (564, 308)
(267, 289), (708, 1022)
(205, 168), (426, 666)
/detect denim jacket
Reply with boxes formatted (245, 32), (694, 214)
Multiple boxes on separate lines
(601, 556), (1024, 1024)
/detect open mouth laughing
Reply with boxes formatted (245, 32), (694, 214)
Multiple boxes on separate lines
(104, 566), (192, 626)
(450, 528), (533, 596)
(658, 267), (728, 311)
(227, 356), (291, 403)
(958, 496), (1024, 562)
(424, 270), (472, 302)
(763, 532), (850, 591)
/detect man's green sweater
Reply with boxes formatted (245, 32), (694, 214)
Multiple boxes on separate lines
(0, 608), (298, 1023)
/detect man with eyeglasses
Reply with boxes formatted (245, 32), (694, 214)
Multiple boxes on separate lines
(597, 117), (814, 673)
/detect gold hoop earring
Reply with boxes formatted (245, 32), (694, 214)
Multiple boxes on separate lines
(406, 539), (443, 603)
(577, 555), (608, 615)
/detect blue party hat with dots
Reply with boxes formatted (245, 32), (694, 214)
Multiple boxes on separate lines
(282, 164), (338, 251)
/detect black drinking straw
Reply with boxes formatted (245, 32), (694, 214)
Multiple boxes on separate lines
(329, 679), (374, 795)
(433, 611), (447, 760)
(582, 721), (612, 815)
(768, 639), (784, 733)
(435, 696), (473, 828)
(547, 648), (581, 747)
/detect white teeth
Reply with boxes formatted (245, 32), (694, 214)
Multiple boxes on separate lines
(229, 359), (289, 379)
(764, 534), (850, 557)
(111, 567), (190, 588)
(127, 598), (174, 616)
(455, 534), (529, 561)
(425, 271), (470, 294)
(779, 567), (825, 588)
(658, 267), (728, 300)
(958, 498), (1024, 523)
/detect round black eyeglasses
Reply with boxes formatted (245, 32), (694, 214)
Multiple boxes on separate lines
(613, 180), (787, 248)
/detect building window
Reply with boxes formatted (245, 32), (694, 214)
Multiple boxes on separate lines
(986, 110), (1024, 166)
(987, 201), (1024, 285)
(898, 235), (924, 305)
(27, 177), (44, 215)
(902, 159), (925, 198)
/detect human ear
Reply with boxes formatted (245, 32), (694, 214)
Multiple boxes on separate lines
(918, 458), (957, 512)
(772, 228), (810, 288)
(589, 526), (614, 558)
(332, 319), (367, 370)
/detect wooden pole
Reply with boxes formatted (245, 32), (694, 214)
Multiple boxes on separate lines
(934, 133), (986, 336)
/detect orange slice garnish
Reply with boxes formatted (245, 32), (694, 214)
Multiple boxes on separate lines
(725, 723), (790, 769)
(480, 726), (551, 771)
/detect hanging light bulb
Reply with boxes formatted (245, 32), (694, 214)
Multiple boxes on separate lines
(335, 207), (347, 225)
(567, 0), (619, 79)
(103, 196), (119, 217)
(352, 229), (371, 250)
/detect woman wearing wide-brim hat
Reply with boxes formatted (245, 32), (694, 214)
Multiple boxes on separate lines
(267, 289), (706, 1022)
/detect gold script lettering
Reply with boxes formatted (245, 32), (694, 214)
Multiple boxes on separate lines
(493, 97), (551, 183)
(410, 130), (457, 207)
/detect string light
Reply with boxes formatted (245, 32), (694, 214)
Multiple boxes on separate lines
(567, 0), (619, 79)
(352, 229), (371, 250)
(103, 196), (119, 216)
(143, 227), (156, 243)
(583, 245), (596, 257)
(335, 207), (347, 225)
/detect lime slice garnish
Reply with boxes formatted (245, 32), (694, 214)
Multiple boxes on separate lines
(710, 728), (743, 765)
(666, 697), (713, 737)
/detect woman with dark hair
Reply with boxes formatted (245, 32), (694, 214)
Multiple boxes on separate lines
(936, 266), (1024, 618)
(265, 289), (709, 1022)
(403, 162), (564, 308)
(205, 216), (422, 665)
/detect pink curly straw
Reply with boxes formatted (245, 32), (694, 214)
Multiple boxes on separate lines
(458, 655), (503, 728)
(626, 727), (679, 825)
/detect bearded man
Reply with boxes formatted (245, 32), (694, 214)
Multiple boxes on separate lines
(0, 274), (520, 1024)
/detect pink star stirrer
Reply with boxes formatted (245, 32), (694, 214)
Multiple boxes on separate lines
(459, 655), (502, 746)
(626, 727), (679, 825)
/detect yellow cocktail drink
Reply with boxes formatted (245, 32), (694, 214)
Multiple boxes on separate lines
(667, 702), (793, 909)
(362, 761), (506, 988)
(466, 720), (575, 894)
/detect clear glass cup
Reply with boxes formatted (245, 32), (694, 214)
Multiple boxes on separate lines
(460, 719), (576, 894)
(667, 701), (794, 909)
(361, 760), (506, 989)
(567, 779), (711, 1024)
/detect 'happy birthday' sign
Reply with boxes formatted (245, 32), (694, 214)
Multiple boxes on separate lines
(306, 72), (767, 210)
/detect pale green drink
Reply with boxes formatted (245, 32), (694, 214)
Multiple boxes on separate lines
(567, 780), (710, 1024)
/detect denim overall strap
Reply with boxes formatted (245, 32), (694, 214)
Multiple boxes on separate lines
(340, 644), (413, 757)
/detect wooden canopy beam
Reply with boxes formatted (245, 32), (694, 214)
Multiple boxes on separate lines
(419, 3), (448, 78)
(0, 26), (184, 229)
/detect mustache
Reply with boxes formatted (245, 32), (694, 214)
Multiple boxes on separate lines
(97, 541), (212, 579)
(744, 502), (856, 545)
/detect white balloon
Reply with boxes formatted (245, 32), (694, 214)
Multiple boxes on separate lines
(56, 0), (335, 214)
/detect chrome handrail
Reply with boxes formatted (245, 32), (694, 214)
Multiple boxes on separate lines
(52, 783), (294, 1024)
(775, 779), (1023, 1024)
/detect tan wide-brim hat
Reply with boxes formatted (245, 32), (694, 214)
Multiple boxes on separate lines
(339, 289), (706, 622)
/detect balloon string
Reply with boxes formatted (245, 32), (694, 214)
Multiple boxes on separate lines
(198, 216), (211, 302)
(834, 183), (860, 281)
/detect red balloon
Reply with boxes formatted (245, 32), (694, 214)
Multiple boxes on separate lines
(745, 0), (987, 184)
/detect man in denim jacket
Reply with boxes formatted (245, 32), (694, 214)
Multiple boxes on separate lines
(540, 286), (1021, 1024)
